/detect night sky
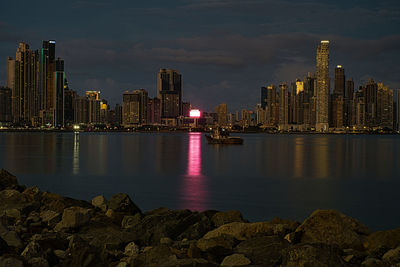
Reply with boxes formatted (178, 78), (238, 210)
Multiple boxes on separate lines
(1, 0), (399, 111)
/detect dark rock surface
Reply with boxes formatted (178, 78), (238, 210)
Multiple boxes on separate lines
(1, 170), (399, 266)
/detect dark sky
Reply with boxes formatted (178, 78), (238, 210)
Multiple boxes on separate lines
(1, 0), (400, 112)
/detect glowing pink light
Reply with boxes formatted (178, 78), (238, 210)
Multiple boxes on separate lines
(189, 109), (201, 118)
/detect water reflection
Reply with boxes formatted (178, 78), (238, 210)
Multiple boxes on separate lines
(73, 133), (80, 175)
(181, 133), (207, 211)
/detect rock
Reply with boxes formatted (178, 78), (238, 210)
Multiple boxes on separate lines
(107, 193), (141, 214)
(91, 195), (107, 212)
(121, 213), (142, 229)
(124, 241), (140, 257)
(40, 210), (61, 227)
(40, 192), (91, 213)
(160, 237), (173, 245)
(364, 228), (400, 255)
(54, 206), (91, 231)
(131, 245), (177, 266)
(196, 234), (236, 259)
(382, 246), (400, 265)
(54, 249), (66, 259)
(361, 257), (384, 267)
(64, 235), (99, 267)
(0, 256), (24, 267)
(221, 253), (251, 266)
(284, 231), (303, 244)
(163, 258), (218, 267)
(27, 257), (49, 267)
(0, 169), (18, 190)
(1, 231), (23, 249)
(234, 235), (288, 266)
(130, 209), (213, 245)
(211, 211), (245, 227)
(0, 189), (27, 204)
(0, 236), (9, 254)
(22, 186), (41, 201)
(282, 243), (347, 267)
(117, 262), (128, 267)
(203, 222), (275, 241)
(21, 241), (42, 259)
(295, 209), (370, 250)
(187, 243), (202, 258)
(342, 248), (368, 265)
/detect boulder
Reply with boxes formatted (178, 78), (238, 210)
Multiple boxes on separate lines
(54, 206), (91, 231)
(382, 246), (400, 265)
(121, 213), (142, 229)
(203, 221), (276, 241)
(107, 193), (141, 214)
(0, 236), (9, 254)
(40, 210), (61, 227)
(131, 245), (178, 267)
(27, 257), (49, 267)
(295, 209), (370, 250)
(0, 256), (24, 267)
(211, 211), (246, 227)
(361, 257), (384, 267)
(130, 209), (213, 245)
(221, 254), (251, 266)
(282, 243), (347, 267)
(0, 189), (28, 204)
(163, 258), (218, 267)
(0, 169), (18, 190)
(364, 228), (400, 255)
(21, 241), (43, 259)
(40, 192), (91, 213)
(22, 186), (41, 202)
(196, 234), (236, 259)
(234, 235), (289, 266)
(1, 230), (23, 249)
(124, 241), (140, 257)
(91, 195), (107, 212)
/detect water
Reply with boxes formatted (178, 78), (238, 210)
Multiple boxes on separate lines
(1, 132), (399, 230)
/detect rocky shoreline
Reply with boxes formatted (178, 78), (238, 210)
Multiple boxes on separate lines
(1, 169), (399, 267)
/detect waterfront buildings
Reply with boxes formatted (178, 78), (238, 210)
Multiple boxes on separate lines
(0, 87), (12, 123)
(157, 68), (182, 119)
(315, 40), (330, 132)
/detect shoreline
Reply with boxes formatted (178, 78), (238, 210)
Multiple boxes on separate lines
(1, 169), (400, 266)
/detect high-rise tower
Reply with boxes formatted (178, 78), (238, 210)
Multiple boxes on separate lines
(315, 40), (330, 132)
(157, 69), (182, 118)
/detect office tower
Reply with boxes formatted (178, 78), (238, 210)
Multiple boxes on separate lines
(6, 57), (16, 121)
(355, 88), (365, 128)
(315, 40), (330, 132)
(100, 99), (108, 124)
(215, 103), (228, 126)
(122, 89), (148, 127)
(344, 78), (355, 127)
(74, 96), (88, 124)
(265, 85), (278, 126)
(261, 86), (268, 109)
(279, 82), (289, 128)
(64, 86), (77, 126)
(397, 90), (400, 131)
(295, 79), (304, 125)
(86, 91), (101, 124)
(147, 97), (161, 124)
(114, 104), (123, 125)
(364, 79), (378, 128)
(241, 109), (251, 127)
(157, 69), (182, 118)
(54, 58), (65, 127)
(182, 102), (191, 117)
(331, 65), (345, 129)
(0, 87), (12, 122)
(304, 72), (316, 128)
(377, 83), (394, 129)
(334, 66), (345, 97)
(256, 104), (267, 125)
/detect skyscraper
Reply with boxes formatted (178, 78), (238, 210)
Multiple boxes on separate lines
(157, 69), (182, 119)
(122, 89), (148, 127)
(54, 58), (65, 127)
(334, 65), (345, 97)
(0, 87), (12, 122)
(279, 82), (289, 129)
(332, 65), (345, 129)
(215, 103), (228, 126)
(315, 40), (330, 132)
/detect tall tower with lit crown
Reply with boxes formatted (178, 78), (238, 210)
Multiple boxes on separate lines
(315, 40), (330, 131)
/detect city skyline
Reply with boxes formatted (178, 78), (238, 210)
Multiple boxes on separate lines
(1, 0), (400, 111)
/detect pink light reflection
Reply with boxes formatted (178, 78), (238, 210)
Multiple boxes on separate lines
(181, 132), (208, 211)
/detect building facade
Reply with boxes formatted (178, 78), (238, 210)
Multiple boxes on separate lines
(315, 40), (330, 131)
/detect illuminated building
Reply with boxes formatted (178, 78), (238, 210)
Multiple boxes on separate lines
(365, 79), (378, 128)
(157, 68), (182, 118)
(54, 58), (65, 127)
(316, 40), (330, 132)
(279, 82), (289, 129)
(344, 78), (354, 127)
(215, 103), (227, 126)
(147, 97), (161, 124)
(376, 83), (394, 129)
(334, 65), (345, 97)
(64, 85), (77, 126)
(0, 87), (12, 122)
(86, 91), (101, 124)
(182, 102), (191, 117)
(122, 89), (148, 127)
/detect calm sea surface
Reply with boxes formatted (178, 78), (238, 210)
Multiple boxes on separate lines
(1, 132), (399, 230)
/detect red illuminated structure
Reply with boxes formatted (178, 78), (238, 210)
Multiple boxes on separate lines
(189, 109), (201, 118)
